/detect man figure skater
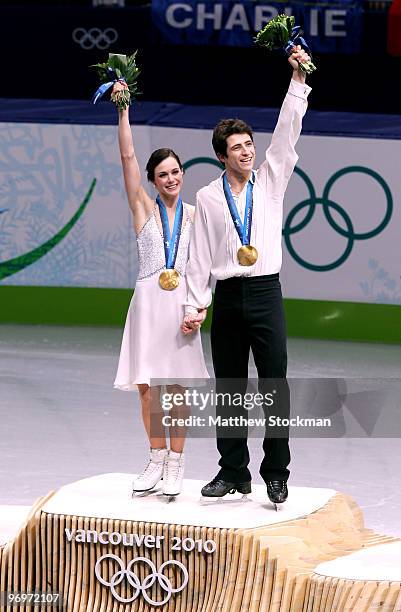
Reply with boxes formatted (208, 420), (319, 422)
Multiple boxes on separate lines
(182, 46), (311, 507)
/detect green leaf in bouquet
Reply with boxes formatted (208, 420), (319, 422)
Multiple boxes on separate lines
(277, 21), (290, 46)
(108, 53), (128, 75)
(255, 14), (292, 49)
(286, 15), (295, 36)
(108, 53), (127, 64)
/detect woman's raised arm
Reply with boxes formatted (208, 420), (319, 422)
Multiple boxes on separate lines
(114, 82), (152, 231)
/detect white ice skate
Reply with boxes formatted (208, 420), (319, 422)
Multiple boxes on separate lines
(132, 448), (167, 496)
(162, 450), (185, 501)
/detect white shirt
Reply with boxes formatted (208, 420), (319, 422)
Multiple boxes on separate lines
(185, 78), (312, 315)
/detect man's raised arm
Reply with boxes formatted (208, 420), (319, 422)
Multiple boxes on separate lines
(260, 46), (312, 196)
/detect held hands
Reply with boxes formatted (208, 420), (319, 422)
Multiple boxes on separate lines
(288, 45), (310, 83)
(181, 309), (207, 335)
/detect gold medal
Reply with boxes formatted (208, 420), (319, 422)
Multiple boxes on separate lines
(159, 269), (180, 291)
(237, 245), (258, 266)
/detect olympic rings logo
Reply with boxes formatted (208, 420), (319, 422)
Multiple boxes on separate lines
(94, 554), (189, 606)
(72, 27), (118, 50)
(183, 159), (393, 271)
(283, 166), (393, 271)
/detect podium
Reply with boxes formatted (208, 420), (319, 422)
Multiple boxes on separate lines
(1, 474), (400, 611)
(306, 541), (401, 610)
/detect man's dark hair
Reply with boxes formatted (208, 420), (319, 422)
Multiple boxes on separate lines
(146, 148), (183, 182)
(212, 119), (254, 157)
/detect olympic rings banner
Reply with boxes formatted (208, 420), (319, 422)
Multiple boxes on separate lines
(0, 122), (400, 305)
(151, 0), (364, 54)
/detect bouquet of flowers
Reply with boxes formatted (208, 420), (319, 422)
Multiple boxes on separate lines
(255, 15), (317, 74)
(91, 51), (140, 110)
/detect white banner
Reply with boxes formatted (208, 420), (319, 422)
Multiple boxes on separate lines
(1, 122), (400, 305)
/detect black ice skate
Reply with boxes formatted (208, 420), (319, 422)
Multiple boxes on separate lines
(201, 476), (251, 500)
(266, 480), (288, 511)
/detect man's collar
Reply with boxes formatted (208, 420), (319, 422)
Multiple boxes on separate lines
(221, 169), (256, 184)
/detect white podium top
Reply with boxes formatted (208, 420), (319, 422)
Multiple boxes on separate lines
(0, 505), (31, 546)
(41, 473), (336, 529)
(315, 541), (401, 581)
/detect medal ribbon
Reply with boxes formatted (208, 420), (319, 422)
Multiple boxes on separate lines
(156, 195), (183, 269)
(222, 172), (254, 246)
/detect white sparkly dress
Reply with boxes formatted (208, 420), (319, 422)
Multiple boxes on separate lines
(114, 204), (209, 389)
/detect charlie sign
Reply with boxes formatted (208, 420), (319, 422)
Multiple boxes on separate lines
(151, 0), (364, 53)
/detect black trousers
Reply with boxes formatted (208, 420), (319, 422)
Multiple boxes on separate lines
(211, 274), (290, 484)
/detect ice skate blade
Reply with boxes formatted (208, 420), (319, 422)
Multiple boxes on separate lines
(199, 494), (251, 505)
(163, 494), (178, 503)
(271, 501), (286, 511)
(131, 486), (161, 499)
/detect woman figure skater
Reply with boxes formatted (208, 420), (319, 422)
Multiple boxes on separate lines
(113, 81), (209, 498)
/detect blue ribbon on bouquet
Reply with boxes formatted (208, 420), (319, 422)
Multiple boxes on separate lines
(92, 67), (126, 104)
(284, 26), (312, 57)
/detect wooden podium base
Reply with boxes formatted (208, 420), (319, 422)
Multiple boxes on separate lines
(0, 474), (400, 611)
(305, 541), (401, 610)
